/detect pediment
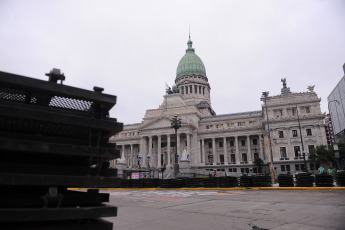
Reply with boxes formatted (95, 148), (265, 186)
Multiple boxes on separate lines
(139, 115), (197, 131)
(140, 117), (172, 130)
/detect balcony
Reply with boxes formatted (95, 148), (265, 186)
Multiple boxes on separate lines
(280, 157), (290, 160)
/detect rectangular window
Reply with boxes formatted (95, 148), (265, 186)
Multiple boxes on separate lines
(233, 168), (237, 172)
(186, 86), (188, 94)
(242, 153), (247, 162)
(230, 140), (234, 146)
(279, 109), (283, 116)
(279, 131), (284, 138)
(281, 165), (286, 172)
(230, 154), (236, 163)
(306, 106), (310, 113)
(306, 129), (312, 136)
(286, 165), (291, 171)
(219, 141), (223, 148)
(208, 142), (212, 148)
(190, 85), (193, 93)
(219, 124), (224, 129)
(241, 140), (246, 146)
(253, 168), (257, 173)
(241, 168), (244, 173)
(185, 141), (187, 146)
(254, 152), (259, 160)
(227, 123), (230, 128)
(195, 85), (197, 93)
(280, 147), (287, 158)
(231, 123), (234, 127)
(294, 146), (300, 158)
(253, 139), (257, 145)
(292, 108), (295, 116)
(199, 86), (202, 94)
(209, 125), (213, 129)
(238, 122), (242, 127)
(206, 125), (209, 129)
(292, 130), (298, 137)
(295, 164), (300, 171)
(308, 145), (315, 154)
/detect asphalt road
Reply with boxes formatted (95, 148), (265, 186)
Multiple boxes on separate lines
(104, 189), (345, 230)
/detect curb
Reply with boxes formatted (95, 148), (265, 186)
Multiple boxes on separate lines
(69, 187), (345, 191)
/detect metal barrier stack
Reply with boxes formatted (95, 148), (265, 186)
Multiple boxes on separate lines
(278, 174), (294, 187)
(295, 173), (314, 187)
(0, 70), (123, 229)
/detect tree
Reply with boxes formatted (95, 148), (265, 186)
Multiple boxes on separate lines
(253, 158), (264, 174)
(308, 145), (337, 166)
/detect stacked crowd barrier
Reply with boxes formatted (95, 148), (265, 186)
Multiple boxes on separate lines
(315, 174), (334, 187)
(336, 171), (345, 186)
(0, 70), (123, 229)
(295, 173), (314, 187)
(278, 174), (294, 187)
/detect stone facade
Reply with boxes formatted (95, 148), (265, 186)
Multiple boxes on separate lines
(110, 38), (327, 178)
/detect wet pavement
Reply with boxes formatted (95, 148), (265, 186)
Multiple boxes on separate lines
(103, 189), (345, 230)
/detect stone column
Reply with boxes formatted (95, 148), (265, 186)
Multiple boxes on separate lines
(235, 136), (239, 163)
(167, 134), (171, 166)
(121, 145), (125, 159)
(223, 137), (228, 164)
(130, 144), (134, 167)
(142, 137), (147, 167)
(259, 135), (264, 160)
(148, 136), (152, 167)
(201, 139), (205, 164)
(157, 135), (161, 167)
(247, 135), (252, 162)
(212, 138), (216, 165)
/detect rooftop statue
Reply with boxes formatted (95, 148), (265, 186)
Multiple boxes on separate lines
(307, 85), (315, 93)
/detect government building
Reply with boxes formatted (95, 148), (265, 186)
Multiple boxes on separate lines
(110, 36), (327, 178)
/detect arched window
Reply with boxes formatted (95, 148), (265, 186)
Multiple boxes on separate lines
(199, 86), (202, 94)
(185, 86), (188, 94)
(190, 85), (193, 93)
(194, 85), (197, 94)
(203, 87), (205, 95)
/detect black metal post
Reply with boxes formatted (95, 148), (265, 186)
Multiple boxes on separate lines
(171, 115), (181, 177)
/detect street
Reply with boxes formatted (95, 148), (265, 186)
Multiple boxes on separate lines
(103, 189), (345, 230)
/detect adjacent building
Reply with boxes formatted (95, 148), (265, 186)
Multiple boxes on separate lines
(110, 36), (327, 178)
(327, 64), (345, 143)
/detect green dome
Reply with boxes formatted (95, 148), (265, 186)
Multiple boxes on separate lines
(176, 37), (207, 79)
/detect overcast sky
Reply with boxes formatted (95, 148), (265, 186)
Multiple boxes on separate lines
(1, 0), (345, 125)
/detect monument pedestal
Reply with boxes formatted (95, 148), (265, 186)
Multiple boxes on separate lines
(179, 160), (191, 174)
(116, 162), (127, 179)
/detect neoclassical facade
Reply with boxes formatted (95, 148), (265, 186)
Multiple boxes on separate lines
(110, 36), (327, 178)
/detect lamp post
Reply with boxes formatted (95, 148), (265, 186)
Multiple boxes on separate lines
(261, 91), (275, 184)
(171, 115), (181, 177)
(296, 105), (308, 172)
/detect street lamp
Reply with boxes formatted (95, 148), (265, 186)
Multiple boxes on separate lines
(260, 91), (275, 184)
(296, 105), (308, 172)
(171, 115), (181, 177)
